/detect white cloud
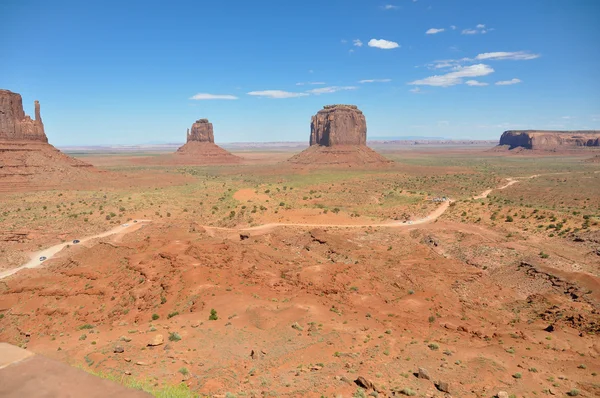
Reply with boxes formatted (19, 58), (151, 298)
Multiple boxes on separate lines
(561, 116), (574, 119)
(465, 80), (489, 86)
(495, 78), (522, 85)
(409, 87), (421, 93)
(382, 4), (399, 10)
(247, 90), (308, 99)
(359, 79), (392, 83)
(462, 29), (478, 35)
(462, 25), (491, 35)
(306, 86), (357, 95)
(409, 64), (494, 87)
(475, 51), (540, 61)
(476, 24), (485, 28)
(190, 93), (238, 100)
(349, 49), (355, 54)
(341, 39), (348, 44)
(426, 28), (445, 35)
(353, 39), (363, 47)
(368, 38), (400, 49)
(296, 82), (326, 86)
(450, 25), (457, 30)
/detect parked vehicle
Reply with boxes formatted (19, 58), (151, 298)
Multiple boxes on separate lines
(39, 256), (47, 261)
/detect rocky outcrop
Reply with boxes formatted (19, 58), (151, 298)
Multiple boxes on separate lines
(187, 119), (214, 143)
(0, 90), (47, 143)
(0, 89), (99, 191)
(289, 105), (391, 167)
(310, 105), (366, 146)
(169, 118), (241, 164)
(499, 130), (600, 150)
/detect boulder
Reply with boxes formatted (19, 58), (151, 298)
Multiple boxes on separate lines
(417, 367), (431, 380)
(498, 130), (600, 150)
(0, 89), (47, 143)
(310, 104), (366, 146)
(148, 334), (164, 346)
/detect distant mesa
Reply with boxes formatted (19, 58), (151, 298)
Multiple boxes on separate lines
(174, 118), (241, 164)
(0, 89), (98, 192)
(497, 130), (600, 151)
(288, 104), (392, 167)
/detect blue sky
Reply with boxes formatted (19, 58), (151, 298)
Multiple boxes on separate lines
(1, 0), (599, 145)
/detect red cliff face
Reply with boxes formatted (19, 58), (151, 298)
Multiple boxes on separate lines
(187, 119), (215, 143)
(310, 105), (367, 147)
(0, 90), (48, 143)
(499, 130), (600, 150)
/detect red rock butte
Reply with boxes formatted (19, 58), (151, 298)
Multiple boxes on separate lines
(174, 119), (241, 164)
(0, 89), (97, 192)
(288, 104), (391, 167)
(498, 130), (600, 151)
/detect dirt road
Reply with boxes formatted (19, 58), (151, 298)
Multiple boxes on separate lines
(2, 176), (535, 279)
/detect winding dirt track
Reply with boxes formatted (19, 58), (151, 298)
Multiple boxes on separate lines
(1, 176), (538, 279)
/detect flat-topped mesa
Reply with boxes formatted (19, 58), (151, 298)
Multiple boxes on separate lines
(187, 118), (214, 143)
(499, 130), (600, 150)
(310, 104), (366, 146)
(0, 89), (47, 143)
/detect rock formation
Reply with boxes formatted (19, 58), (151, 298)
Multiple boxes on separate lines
(0, 89), (97, 191)
(310, 105), (366, 146)
(187, 119), (215, 143)
(498, 130), (600, 151)
(288, 105), (391, 167)
(0, 90), (48, 143)
(173, 118), (241, 164)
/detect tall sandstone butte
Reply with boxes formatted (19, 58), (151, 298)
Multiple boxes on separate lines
(310, 104), (366, 146)
(0, 89), (48, 143)
(289, 105), (390, 167)
(0, 89), (97, 191)
(174, 118), (241, 164)
(187, 119), (215, 143)
(499, 130), (600, 150)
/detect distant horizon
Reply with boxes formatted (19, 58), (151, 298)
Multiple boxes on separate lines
(2, 0), (598, 146)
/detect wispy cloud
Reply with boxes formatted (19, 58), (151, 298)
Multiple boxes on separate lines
(409, 64), (495, 87)
(450, 25), (457, 30)
(353, 39), (363, 47)
(296, 82), (326, 86)
(475, 51), (540, 61)
(462, 24), (491, 35)
(368, 38), (400, 49)
(465, 80), (489, 86)
(495, 78), (522, 86)
(426, 28), (445, 35)
(409, 87), (422, 93)
(247, 90), (308, 99)
(190, 93), (238, 100)
(306, 86), (357, 95)
(381, 4), (399, 10)
(359, 79), (392, 83)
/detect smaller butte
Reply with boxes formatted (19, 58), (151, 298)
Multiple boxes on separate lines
(495, 130), (600, 151)
(288, 104), (391, 167)
(175, 119), (241, 164)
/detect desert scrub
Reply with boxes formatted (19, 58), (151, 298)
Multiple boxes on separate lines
(167, 311), (179, 319)
(209, 309), (218, 321)
(168, 332), (182, 342)
(151, 314), (159, 321)
(428, 343), (439, 351)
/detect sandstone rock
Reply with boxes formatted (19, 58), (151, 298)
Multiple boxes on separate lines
(148, 334), (164, 346)
(0, 90), (47, 142)
(498, 130), (600, 150)
(354, 376), (376, 391)
(288, 105), (391, 167)
(417, 367), (431, 380)
(187, 119), (214, 143)
(310, 104), (366, 146)
(171, 118), (241, 164)
(113, 345), (125, 353)
(435, 380), (450, 393)
(497, 392), (509, 398)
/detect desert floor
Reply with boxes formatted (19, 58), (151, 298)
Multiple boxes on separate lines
(0, 144), (599, 397)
